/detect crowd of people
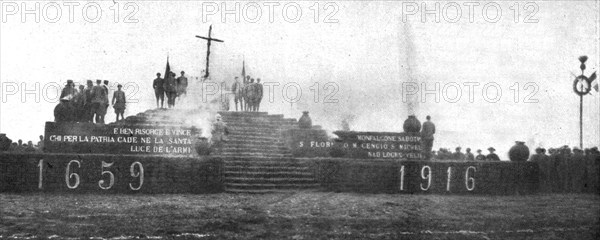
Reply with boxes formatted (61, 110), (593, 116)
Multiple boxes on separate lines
(153, 71), (188, 109)
(0, 135), (44, 153)
(431, 147), (501, 161)
(54, 79), (127, 124)
(231, 76), (263, 112)
(530, 145), (600, 161)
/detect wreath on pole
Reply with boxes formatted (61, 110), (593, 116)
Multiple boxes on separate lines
(573, 56), (597, 96)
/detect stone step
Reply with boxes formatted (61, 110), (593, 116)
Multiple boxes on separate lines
(224, 160), (309, 167)
(224, 166), (311, 171)
(225, 139), (286, 145)
(224, 171), (314, 178)
(226, 135), (284, 141)
(224, 183), (320, 190)
(224, 189), (317, 194)
(219, 153), (293, 158)
(225, 177), (316, 184)
(222, 146), (287, 151)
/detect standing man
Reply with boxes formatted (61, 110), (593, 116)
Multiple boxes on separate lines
(73, 85), (86, 122)
(256, 78), (263, 111)
(475, 149), (486, 161)
(486, 147), (501, 161)
(153, 73), (165, 108)
(452, 147), (465, 160)
(102, 80), (110, 122)
(112, 84), (126, 121)
(60, 80), (77, 99)
(232, 76), (243, 111)
(421, 115), (436, 160)
(164, 72), (178, 108)
(91, 80), (107, 124)
(211, 114), (229, 155)
(84, 80), (94, 122)
(177, 71), (188, 98)
(465, 148), (475, 161)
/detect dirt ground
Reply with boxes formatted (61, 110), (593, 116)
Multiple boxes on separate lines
(1, 192), (598, 239)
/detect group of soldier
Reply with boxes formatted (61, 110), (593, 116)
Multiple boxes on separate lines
(54, 79), (127, 124)
(231, 76), (263, 112)
(153, 71), (188, 109)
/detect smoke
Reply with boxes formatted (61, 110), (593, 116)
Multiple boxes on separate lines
(400, 20), (419, 116)
(143, 76), (226, 140)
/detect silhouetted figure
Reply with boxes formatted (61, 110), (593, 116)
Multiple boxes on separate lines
(475, 149), (486, 161)
(37, 135), (44, 152)
(91, 80), (107, 124)
(421, 116), (436, 160)
(112, 84), (126, 121)
(153, 73), (165, 108)
(232, 76), (243, 111)
(486, 147), (500, 161)
(211, 114), (229, 154)
(54, 96), (74, 122)
(452, 147), (465, 160)
(256, 78), (263, 111)
(465, 148), (475, 161)
(73, 85), (86, 122)
(60, 80), (77, 99)
(177, 71), (188, 98)
(164, 72), (178, 108)
(84, 80), (94, 122)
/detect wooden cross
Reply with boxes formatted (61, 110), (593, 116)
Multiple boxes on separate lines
(196, 25), (224, 79)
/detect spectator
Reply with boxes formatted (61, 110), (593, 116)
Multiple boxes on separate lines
(465, 148), (475, 161)
(452, 147), (465, 160)
(37, 135), (44, 151)
(475, 149), (486, 161)
(486, 147), (500, 161)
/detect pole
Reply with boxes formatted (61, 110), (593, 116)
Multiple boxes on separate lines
(580, 94), (583, 149)
(205, 26), (212, 79)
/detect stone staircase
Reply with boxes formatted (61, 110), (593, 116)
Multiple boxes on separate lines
(218, 111), (320, 193)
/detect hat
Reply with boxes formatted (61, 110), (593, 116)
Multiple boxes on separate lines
(87, 80), (93, 83)
(456, 147), (461, 150)
(488, 147), (495, 151)
(117, 84), (122, 87)
(67, 79), (73, 83)
(96, 79), (102, 83)
(476, 149), (482, 153)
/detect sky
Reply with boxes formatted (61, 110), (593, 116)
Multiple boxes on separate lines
(0, 1), (599, 159)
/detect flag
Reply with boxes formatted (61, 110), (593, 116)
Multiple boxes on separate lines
(164, 56), (171, 80)
(241, 60), (246, 83)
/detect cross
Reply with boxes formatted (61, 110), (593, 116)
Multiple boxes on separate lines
(196, 25), (224, 79)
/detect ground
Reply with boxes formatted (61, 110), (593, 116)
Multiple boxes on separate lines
(1, 193), (598, 240)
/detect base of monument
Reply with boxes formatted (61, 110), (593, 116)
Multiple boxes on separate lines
(0, 152), (549, 195)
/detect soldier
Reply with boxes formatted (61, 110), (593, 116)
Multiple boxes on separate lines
(54, 96), (74, 122)
(84, 80), (94, 122)
(465, 148), (475, 161)
(153, 73), (165, 108)
(256, 78), (263, 111)
(37, 135), (44, 152)
(211, 114), (229, 154)
(475, 149), (486, 161)
(164, 72), (178, 108)
(72, 85), (86, 122)
(421, 115), (436, 160)
(247, 78), (258, 112)
(452, 147), (465, 160)
(177, 71), (188, 98)
(103, 80), (110, 113)
(91, 80), (107, 124)
(60, 80), (77, 99)
(232, 76), (243, 111)
(486, 147), (500, 161)
(112, 84), (126, 121)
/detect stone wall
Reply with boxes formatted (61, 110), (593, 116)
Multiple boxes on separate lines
(313, 159), (540, 195)
(0, 153), (223, 193)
